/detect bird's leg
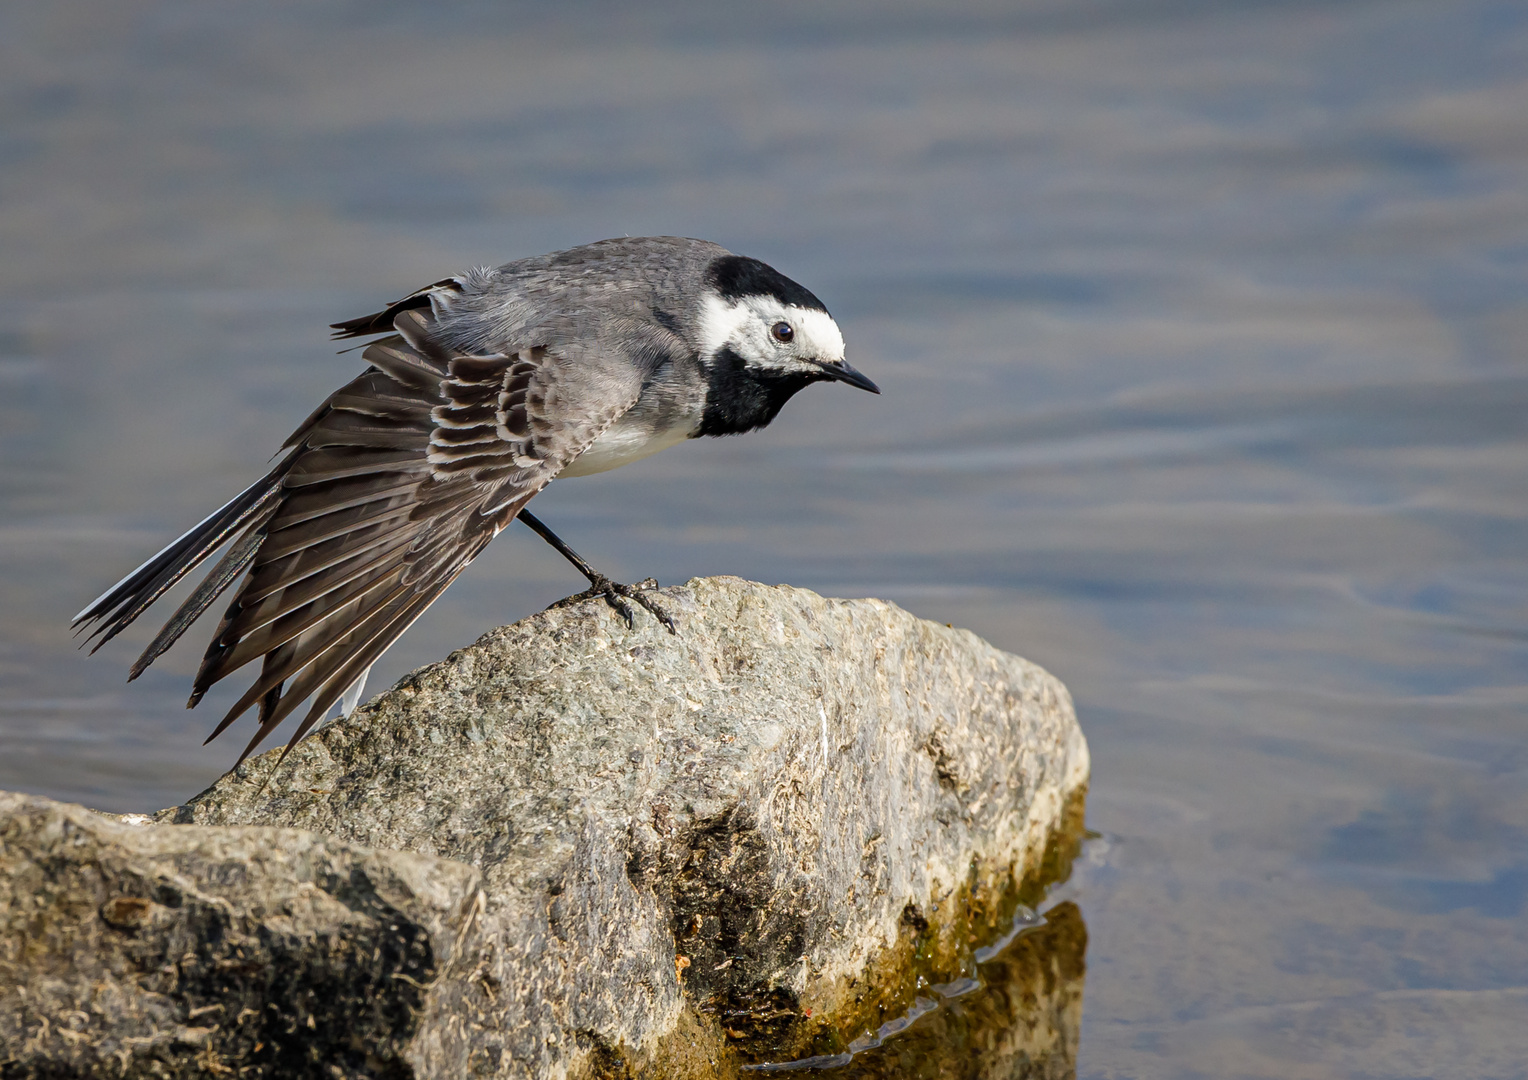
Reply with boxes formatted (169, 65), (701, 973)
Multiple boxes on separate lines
(516, 509), (677, 633)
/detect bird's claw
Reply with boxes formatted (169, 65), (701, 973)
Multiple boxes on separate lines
(562, 575), (677, 634)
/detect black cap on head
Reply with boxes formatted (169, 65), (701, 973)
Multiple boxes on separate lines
(706, 255), (829, 314)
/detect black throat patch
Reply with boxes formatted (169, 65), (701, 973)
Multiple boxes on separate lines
(698, 347), (820, 437)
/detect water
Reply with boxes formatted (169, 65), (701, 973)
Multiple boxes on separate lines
(4, 2), (1527, 1076)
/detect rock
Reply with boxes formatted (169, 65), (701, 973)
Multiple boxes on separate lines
(0, 790), (482, 1079)
(4, 576), (1089, 1078)
(172, 575), (1090, 1075)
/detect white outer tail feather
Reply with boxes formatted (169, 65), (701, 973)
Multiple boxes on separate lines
(340, 664), (372, 718)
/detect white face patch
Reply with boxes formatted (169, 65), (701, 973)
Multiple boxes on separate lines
(698, 294), (846, 371)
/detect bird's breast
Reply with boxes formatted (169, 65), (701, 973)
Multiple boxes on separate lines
(557, 407), (700, 478)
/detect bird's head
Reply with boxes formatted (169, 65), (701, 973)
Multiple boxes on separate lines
(697, 254), (880, 396)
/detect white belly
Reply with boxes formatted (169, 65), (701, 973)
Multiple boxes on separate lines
(558, 419), (695, 478)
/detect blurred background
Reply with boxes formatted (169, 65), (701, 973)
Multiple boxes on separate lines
(3, 1), (1526, 1076)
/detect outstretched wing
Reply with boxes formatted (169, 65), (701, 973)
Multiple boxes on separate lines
(76, 305), (641, 765)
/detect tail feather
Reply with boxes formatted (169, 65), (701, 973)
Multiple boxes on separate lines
(126, 501), (279, 682)
(73, 462), (290, 652)
(340, 664), (372, 717)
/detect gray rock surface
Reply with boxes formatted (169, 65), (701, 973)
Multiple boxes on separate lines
(0, 790), (481, 1079)
(3, 576), (1088, 1078)
(172, 576), (1089, 1075)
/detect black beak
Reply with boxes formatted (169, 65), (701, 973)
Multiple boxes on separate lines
(816, 359), (881, 394)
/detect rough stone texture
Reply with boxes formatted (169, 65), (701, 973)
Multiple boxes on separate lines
(0, 790), (481, 1079)
(162, 576), (1089, 1077)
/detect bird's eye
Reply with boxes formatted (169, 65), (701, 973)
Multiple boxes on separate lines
(771, 321), (794, 344)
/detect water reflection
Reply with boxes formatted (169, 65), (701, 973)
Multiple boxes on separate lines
(831, 903), (1087, 1080)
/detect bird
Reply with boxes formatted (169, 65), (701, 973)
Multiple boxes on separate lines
(72, 236), (879, 767)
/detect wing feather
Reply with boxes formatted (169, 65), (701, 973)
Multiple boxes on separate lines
(233, 586), (440, 765)
(194, 551), (413, 691)
(213, 575), (417, 740)
(78, 294), (644, 765)
(212, 543), (413, 645)
(255, 500), (419, 563)
(235, 516), (422, 605)
(270, 473), (423, 530)
(285, 446), (428, 486)
(273, 588), (449, 762)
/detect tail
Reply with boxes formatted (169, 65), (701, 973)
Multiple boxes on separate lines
(72, 460), (291, 673)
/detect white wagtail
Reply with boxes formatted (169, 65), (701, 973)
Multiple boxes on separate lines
(74, 236), (879, 765)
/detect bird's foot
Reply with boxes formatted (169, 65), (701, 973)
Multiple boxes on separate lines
(558, 575), (677, 634)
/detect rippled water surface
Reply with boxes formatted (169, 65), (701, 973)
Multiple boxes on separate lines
(4, 2), (1526, 1076)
